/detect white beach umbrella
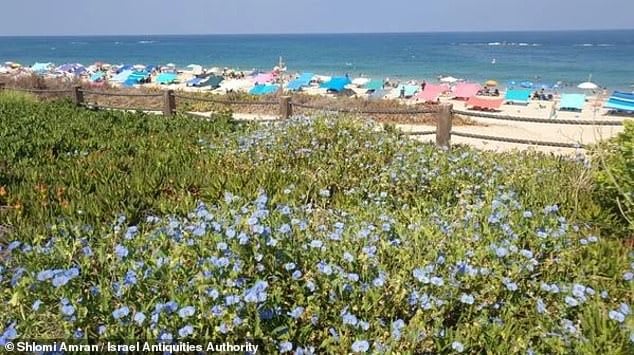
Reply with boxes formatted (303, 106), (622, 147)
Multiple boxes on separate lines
(352, 78), (370, 86)
(440, 76), (459, 83)
(577, 82), (598, 90)
(133, 64), (146, 70)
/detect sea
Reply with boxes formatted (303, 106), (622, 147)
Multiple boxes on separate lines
(1, 30), (633, 90)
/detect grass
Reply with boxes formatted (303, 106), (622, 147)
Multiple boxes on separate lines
(0, 94), (632, 353)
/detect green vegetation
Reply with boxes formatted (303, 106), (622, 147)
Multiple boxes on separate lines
(592, 121), (634, 235)
(0, 94), (632, 353)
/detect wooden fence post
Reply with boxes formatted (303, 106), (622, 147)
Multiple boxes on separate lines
(279, 96), (292, 119)
(0, 82), (5, 92)
(163, 90), (175, 117)
(72, 85), (84, 107)
(436, 103), (453, 150)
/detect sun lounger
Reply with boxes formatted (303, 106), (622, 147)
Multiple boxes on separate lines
(559, 94), (586, 111)
(505, 89), (531, 105)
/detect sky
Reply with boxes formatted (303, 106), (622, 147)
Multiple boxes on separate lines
(1, 0), (633, 36)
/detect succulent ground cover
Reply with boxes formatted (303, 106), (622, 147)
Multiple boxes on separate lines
(0, 93), (632, 353)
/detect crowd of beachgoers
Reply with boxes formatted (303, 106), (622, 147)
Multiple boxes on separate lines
(1, 60), (633, 118)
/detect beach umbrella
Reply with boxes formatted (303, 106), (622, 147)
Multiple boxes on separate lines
(440, 76), (458, 83)
(352, 78), (371, 86)
(133, 64), (146, 70)
(485, 80), (498, 87)
(520, 81), (534, 89)
(577, 82), (598, 90)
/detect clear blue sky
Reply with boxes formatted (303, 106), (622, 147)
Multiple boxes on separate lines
(2, 0), (633, 36)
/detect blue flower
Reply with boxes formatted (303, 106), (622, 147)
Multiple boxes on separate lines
(32, 300), (43, 311)
(115, 244), (128, 259)
(351, 340), (369, 353)
(536, 298), (546, 314)
(0, 322), (18, 345)
(178, 306), (196, 319)
(342, 312), (358, 326)
(460, 293), (475, 305)
(279, 341), (293, 353)
(124, 270), (137, 286)
(243, 280), (268, 303)
(430, 277), (444, 286)
(112, 306), (130, 320)
(495, 247), (508, 258)
(37, 269), (55, 281)
(624, 272), (633, 281)
(61, 304), (75, 316)
(133, 312), (146, 325)
(178, 325), (194, 338)
(343, 252), (354, 263)
(284, 263), (296, 271)
(82, 246), (93, 256)
(225, 295), (241, 306)
(619, 303), (631, 315)
(217, 242), (228, 251)
(288, 306), (304, 319)
(391, 319), (405, 340)
(279, 224), (291, 234)
(97, 325), (107, 335)
(413, 268), (430, 283)
(452, 341), (465, 353)
(564, 296), (579, 307)
(159, 331), (173, 343)
(164, 300), (178, 313)
(292, 270), (303, 280)
(608, 311), (625, 323)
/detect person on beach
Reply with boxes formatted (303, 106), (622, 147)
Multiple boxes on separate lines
(421, 80), (427, 91)
(400, 86), (405, 98)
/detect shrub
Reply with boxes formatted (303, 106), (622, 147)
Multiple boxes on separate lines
(591, 121), (634, 236)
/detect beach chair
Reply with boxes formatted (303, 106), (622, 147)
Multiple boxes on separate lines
(505, 89), (531, 105)
(604, 91), (634, 114)
(559, 94), (586, 112)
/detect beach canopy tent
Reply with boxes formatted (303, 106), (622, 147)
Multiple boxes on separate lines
(396, 84), (419, 98)
(187, 64), (203, 75)
(559, 94), (586, 111)
(200, 75), (223, 89)
(31, 62), (53, 73)
(56, 63), (85, 74)
(187, 77), (205, 87)
(123, 71), (150, 86)
(251, 72), (276, 84)
(453, 83), (481, 100)
(466, 96), (504, 111)
(505, 89), (532, 105)
(90, 71), (105, 82)
(416, 84), (449, 102)
(363, 80), (384, 92)
(604, 91), (634, 113)
(156, 72), (178, 85)
(321, 76), (352, 92)
(287, 73), (314, 91)
(369, 89), (387, 100)
(220, 78), (254, 92)
(110, 69), (133, 83)
(116, 64), (134, 74)
(250, 84), (279, 96)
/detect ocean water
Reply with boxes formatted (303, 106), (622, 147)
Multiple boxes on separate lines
(1, 31), (633, 90)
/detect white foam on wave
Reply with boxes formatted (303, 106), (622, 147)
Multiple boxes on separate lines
(138, 40), (156, 44)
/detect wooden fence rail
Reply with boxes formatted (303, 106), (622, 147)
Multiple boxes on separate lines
(1, 83), (613, 149)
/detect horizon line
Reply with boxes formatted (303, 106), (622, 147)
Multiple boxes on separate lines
(1, 28), (634, 37)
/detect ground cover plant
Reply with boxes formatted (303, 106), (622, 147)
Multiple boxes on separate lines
(0, 94), (632, 353)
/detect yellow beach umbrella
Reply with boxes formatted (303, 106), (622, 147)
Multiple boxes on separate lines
(485, 80), (498, 87)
